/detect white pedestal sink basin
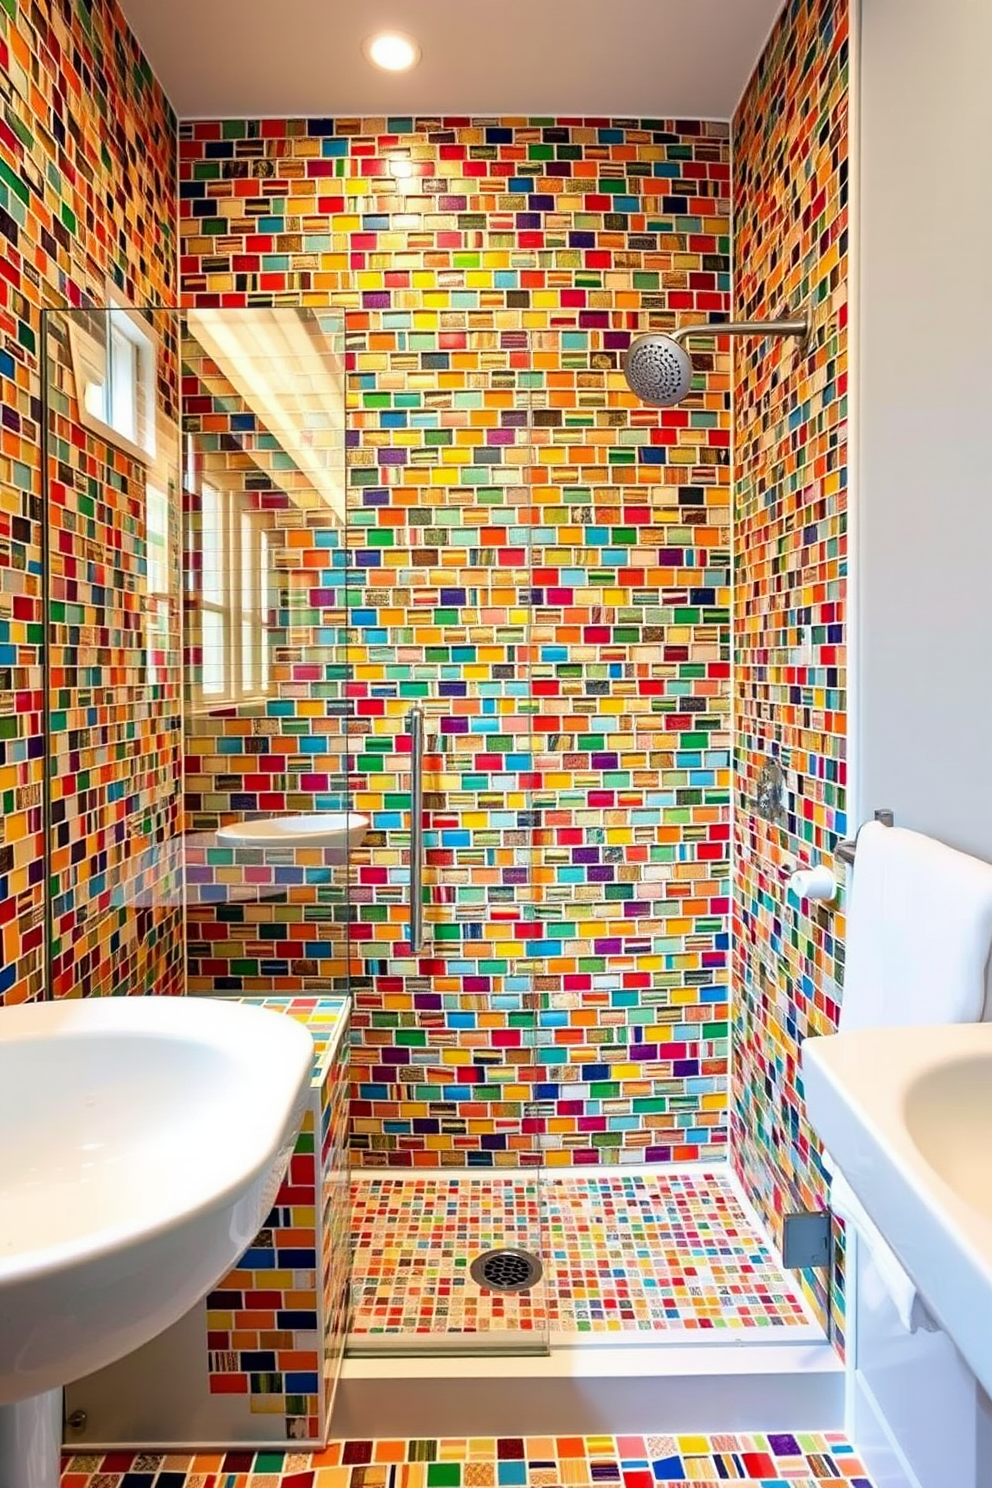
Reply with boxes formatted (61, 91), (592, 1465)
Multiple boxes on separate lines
(216, 810), (369, 858)
(0, 996), (313, 1487)
(803, 1023), (992, 1403)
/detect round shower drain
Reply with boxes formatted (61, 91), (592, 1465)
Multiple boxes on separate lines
(469, 1248), (543, 1293)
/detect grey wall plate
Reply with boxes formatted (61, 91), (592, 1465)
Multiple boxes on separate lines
(782, 1210), (831, 1270)
(754, 757), (786, 824)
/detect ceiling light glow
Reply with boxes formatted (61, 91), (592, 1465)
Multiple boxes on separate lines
(363, 31), (421, 72)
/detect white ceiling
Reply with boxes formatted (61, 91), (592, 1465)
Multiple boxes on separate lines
(118, 0), (786, 122)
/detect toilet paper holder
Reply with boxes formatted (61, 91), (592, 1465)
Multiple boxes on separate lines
(788, 862), (838, 903)
(788, 809), (895, 901)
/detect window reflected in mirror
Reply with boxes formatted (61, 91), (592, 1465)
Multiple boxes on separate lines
(182, 309), (345, 714)
(196, 483), (273, 706)
(66, 292), (158, 465)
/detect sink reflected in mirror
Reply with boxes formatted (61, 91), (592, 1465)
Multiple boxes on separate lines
(216, 810), (368, 856)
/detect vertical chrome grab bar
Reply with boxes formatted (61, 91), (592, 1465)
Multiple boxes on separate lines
(407, 705), (425, 952)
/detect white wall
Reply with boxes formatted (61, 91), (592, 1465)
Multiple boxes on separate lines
(857, 0), (992, 859)
(854, 6), (992, 1478)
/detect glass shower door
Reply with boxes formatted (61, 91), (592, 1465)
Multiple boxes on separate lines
(343, 323), (548, 1354)
(48, 302), (548, 1360)
(180, 307), (353, 997)
(48, 305), (357, 1446)
(179, 306), (356, 1430)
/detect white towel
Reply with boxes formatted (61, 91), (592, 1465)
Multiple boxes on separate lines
(829, 1171), (936, 1334)
(826, 821), (992, 1332)
(840, 821), (992, 1031)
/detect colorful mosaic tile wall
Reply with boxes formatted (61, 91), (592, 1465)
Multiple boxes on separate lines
(45, 307), (185, 999)
(205, 996), (351, 1443)
(0, 0), (177, 1005)
(731, 0), (849, 1337)
(60, 1431), (877, 1487)
(178, 116), (733, 1166)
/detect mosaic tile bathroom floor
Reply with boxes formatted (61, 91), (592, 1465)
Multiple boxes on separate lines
(61, 1433), (875, 1486)
(350, 1169), (814, 1336)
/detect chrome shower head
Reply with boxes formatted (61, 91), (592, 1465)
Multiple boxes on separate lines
(622, 312), (813, 407)
(623, 334), (693, 407)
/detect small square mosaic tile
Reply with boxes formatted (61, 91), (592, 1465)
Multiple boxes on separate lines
(61, 1432), (876, 1486)
(349, 1169), (813, 1336)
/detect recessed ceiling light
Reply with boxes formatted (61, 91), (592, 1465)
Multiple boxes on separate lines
(363, 31), (421, 72)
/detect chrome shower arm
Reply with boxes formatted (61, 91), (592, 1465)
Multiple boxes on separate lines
(671, 312), (812, 349)
(623, 309), (814, 407)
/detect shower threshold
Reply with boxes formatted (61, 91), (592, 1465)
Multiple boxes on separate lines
(339, 1164), (841, 1434)
(333, 1336), (844, 1437)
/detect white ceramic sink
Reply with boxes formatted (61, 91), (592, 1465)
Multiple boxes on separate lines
(216, 810), (369, 856)
(803, 1023), (992, 1397)
(0, 997), (312, 1412)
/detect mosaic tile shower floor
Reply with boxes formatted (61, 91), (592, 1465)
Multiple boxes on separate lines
(350, 1170), (814, 1336)
(61, 1433), (874, 1486)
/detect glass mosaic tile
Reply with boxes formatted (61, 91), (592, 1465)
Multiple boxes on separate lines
(202, 996), (352, 1438)
(0, 0), (176, 1009)
(731, 0), (849, 1342)
(61, 1431), (876, 1486)
(350, 1169), (814, 1336)
(46, 304), (185, 1004)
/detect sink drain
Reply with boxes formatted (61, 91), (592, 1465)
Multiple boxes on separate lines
(469, 1248), (543, 1293)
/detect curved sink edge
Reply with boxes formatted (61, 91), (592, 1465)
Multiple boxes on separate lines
(802, 1024), (992, 1401)
(0, 1000), (313, 1290)
(0, 1160), (293, 1405)
(0, 998), (315, 1403)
